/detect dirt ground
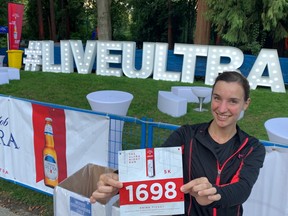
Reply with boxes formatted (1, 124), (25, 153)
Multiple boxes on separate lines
(0, 191), (49, 216)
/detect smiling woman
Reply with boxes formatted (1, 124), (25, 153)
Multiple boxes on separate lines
(90, 71), (266, 216)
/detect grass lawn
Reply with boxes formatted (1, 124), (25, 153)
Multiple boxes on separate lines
(1, 71), (287, 139)
(0, 71), (287, 215)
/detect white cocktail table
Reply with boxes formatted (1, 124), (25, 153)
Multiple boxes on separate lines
(86, 90), (133, 116)
(86, 90), (134, 168)
(191, 86), (212, 112)
(264, 117), (288, 146)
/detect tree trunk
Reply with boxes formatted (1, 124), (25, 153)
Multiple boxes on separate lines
(97, 0), (112, 40)
(168, 0), (173, 49)
(194, 0), (210, 45)
(36, 0), (44, 39)
(49, 0), (57, 42)
(64, 0), (70, 39)
(60, 0), (70, 39)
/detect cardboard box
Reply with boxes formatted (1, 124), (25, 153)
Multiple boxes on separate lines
(54, 163), (119, 216)
(111, 200), (120, 216)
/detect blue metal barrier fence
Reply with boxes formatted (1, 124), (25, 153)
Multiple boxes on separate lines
(100, 112), (288, 168)
(1, 94), (288, 197)
(103, 113), (180, 168)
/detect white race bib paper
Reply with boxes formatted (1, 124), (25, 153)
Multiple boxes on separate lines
(118, 147), (184, 216)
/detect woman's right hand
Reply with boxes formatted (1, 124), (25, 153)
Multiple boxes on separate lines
(90, 172), (123, 204)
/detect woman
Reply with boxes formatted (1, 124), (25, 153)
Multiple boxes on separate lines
(90, 71), (266, 216)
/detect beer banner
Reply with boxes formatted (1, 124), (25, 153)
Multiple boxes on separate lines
(0, 95), (109, 195)
(8, 3), (24, 50)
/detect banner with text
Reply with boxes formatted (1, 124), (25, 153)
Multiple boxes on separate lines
(0, 95), (109, 195)
(8, 3), (24, 50)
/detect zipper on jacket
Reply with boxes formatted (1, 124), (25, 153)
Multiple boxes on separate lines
(213, 137), (249, 216)
(216, 137), (249, 185)
(216, 166), (221, 185)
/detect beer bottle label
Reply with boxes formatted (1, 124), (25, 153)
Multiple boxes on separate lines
(44, 124), (53, 135)
(44, 155), (58, 180)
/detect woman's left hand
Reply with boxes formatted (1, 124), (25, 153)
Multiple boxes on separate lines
(180, 177), (221, 206)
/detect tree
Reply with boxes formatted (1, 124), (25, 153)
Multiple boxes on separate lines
(64, 0), (91, 40)
(97, 0), (112, 40)
(205, 0), (288, 55)
(110, 0), (131, 40)
(194, 0), (210, 45)
(37, 0), (44, 39)
(261, 0), (288, 55)
(49, 0), (57, 41)
(262, 0), (288, 41)
(184, 0), (197, 44)
(59, 0), (70, 39)
(167, 0), (173, 49)
(129, 0), (192, 48)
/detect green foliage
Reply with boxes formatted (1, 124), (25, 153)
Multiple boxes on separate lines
(261, 0), (288, 41)
(3, 0), (287, 55)
(0, 0), (8, 26)
(206, 0), (267, 54)
(23, 0), (38, 40)
(129, 0), (168, 43)
(129, 0), (195, 45)
(205, 0), (288, 54)
(0, 37), (7, 48)
(111, 0), (132, 40)
(24, 0), (90, 41)
(23, 0), (132, 41)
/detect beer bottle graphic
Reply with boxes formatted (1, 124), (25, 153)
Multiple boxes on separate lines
(43, 117), (58, 188)
(13, 23), (17, 40)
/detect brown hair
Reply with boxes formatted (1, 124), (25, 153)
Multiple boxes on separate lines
(212, 71), (250, 101)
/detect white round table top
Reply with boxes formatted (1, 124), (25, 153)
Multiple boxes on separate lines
(264, 118), (288, 144)
(191, 86), (212, 98)
(86, 90), (133, 104)
(265, 118), (288, 137)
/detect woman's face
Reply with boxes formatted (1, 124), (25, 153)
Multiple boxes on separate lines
(211, 81), (250, 129)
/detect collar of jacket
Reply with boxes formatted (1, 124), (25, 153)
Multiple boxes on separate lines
(193, 120), (252, 152)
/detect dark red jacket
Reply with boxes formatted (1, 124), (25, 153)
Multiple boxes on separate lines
(162, 122), (265, 216)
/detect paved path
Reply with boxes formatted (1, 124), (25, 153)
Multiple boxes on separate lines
(0, 207), (18, 216)
(0, 206), (34, 216)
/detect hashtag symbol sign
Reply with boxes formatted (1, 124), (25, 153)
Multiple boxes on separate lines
(23, 41), (43, 71)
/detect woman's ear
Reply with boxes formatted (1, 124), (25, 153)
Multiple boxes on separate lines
(243, 98), (251, 111)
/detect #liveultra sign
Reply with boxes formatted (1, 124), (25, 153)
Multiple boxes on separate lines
(23, 40), (286, 93)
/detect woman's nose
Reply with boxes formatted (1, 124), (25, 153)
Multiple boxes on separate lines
(218, 101), (228, 112)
